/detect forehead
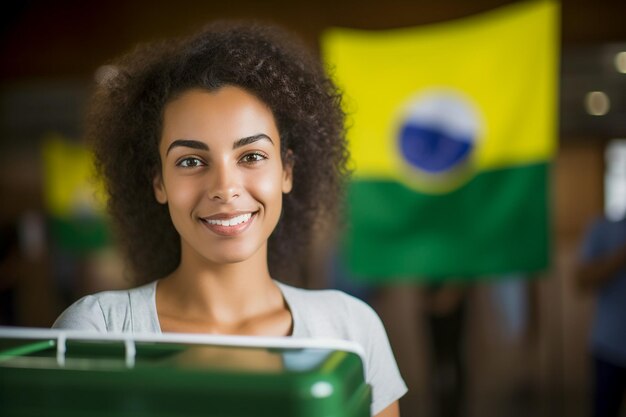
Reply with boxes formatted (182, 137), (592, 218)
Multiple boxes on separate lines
(160, 86), (279, 148)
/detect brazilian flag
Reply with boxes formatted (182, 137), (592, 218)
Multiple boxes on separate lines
(322, 0), (559, 282)
(42, 135), (110, 254)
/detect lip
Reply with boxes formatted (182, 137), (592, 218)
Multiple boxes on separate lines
(199, 211), (257, 237)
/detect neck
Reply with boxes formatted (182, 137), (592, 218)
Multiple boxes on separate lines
(157, 243), (281, 326)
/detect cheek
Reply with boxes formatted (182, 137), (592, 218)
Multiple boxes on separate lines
(165, 177), (203, 213)
(250, 169), (286, 208)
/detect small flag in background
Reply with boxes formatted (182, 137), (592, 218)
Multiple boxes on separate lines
(42, 134), (110, 254)
(322, 0), (559, 282)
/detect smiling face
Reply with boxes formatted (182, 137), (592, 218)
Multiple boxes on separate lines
(153, 86), (293, 268)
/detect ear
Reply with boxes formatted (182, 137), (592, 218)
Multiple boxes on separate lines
(282, 149), (294, 194)
(153, 170), (168, 204)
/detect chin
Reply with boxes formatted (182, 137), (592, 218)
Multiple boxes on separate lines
(212, 253), (253, 265)
(204, 245), (264, 266)
(182, 236), (267, 268)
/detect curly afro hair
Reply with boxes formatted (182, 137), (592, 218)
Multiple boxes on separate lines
(88, 21), (348, 285)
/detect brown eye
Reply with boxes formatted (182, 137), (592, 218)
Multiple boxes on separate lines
(240, 152), (267, 164)
(177, 157), (204, 168)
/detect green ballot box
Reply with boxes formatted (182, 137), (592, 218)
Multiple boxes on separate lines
(0, 328), (371, 417)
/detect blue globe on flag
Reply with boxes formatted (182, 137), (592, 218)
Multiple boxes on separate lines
(395, 90), (483, 193)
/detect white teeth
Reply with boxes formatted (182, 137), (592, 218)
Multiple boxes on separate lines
(205, 213), (252, 227)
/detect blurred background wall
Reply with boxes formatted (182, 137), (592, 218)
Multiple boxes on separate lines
(1, 1), (626, 416)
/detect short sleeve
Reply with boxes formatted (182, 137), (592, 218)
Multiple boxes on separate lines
(348, 296), (408, 415)
(52, 295), (107, 331)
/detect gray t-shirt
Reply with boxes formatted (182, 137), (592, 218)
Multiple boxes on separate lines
(53, 281), (408, 415)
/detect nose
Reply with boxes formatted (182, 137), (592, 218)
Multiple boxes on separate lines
(209, 161), (240, 202)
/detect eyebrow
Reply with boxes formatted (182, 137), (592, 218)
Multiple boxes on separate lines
(166, 139), (208, 155)
(233, 134), (274, 149)
(166, 134), (274, 155)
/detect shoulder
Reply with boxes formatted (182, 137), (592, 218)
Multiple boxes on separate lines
(278, 282), (379, 324)
(278, 281), (370, 310)
(52, 282), (156, 332)
(52, 292), (113, 331)
(277, 281), (385, 342)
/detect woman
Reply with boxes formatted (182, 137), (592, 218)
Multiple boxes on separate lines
(54, 22), (407, 416)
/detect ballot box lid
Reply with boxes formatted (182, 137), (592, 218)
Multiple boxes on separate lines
(0, 327), (371, 417)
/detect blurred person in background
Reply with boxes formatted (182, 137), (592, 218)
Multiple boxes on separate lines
(421, 284), (468, 417)
(575, 214), (626, 417)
